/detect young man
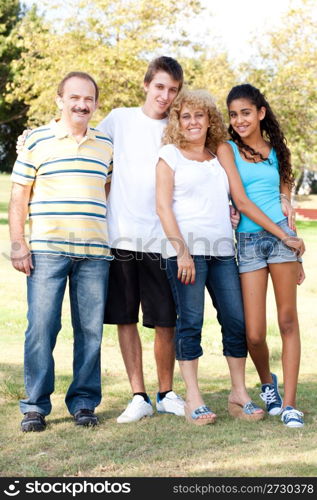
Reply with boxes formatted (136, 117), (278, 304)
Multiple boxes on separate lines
(9, 72), (113, 431)
(98, 57), (186, 422)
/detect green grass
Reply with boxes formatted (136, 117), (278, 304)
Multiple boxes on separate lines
(296, 221), (317, 231)
(0, 175), (316, 477)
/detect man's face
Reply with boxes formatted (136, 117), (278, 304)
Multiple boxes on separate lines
(56, 77), (98, 129)
(143, 71), (181, 119)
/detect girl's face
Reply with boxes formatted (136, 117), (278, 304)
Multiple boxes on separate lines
(179, 105), (209, 144)
(228, 98), (266, 140)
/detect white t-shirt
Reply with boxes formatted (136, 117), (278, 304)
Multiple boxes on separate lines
(158, 144), (235, 257)
(98, 107), (166, 252)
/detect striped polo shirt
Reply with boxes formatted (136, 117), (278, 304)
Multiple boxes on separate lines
(11, 120), (113, 259)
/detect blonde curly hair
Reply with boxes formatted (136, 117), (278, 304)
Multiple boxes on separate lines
(162, 89), (228, 153)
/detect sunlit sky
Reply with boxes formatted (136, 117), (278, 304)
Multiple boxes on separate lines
(22, 0), (312, 64)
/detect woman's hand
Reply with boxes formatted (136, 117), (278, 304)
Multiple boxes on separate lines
(177, 252), (195, 285)
(283, 235), (305, 257)
(281, 195), (296, 231)
(297, 263), (305, 285)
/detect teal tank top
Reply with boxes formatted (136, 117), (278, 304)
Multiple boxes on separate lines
(228, 140), (285, 233)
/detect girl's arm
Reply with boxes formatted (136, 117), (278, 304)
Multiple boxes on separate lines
(156, 158), (195, 284)
(217, 143), (305, 257)
(280, 181), (296, 231)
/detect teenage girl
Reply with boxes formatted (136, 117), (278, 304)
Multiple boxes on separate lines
(217, 84), (305, 428)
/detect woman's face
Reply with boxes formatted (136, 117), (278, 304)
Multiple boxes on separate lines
(179, 105), (209, 143)
(228, 98), (265, 139)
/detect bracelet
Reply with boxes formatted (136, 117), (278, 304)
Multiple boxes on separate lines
(280, 193), (290, 202)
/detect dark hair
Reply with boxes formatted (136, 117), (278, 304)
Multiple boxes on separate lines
(226, 83), (294, 187)
(57, 72), (99, 101)
(144, 56), (183, 90)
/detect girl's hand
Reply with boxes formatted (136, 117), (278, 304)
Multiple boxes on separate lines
(297, 263), (305, 285)
(281, 195), (296, 231)
(283, 236), (305, 257)
(177, 252), (195, 285)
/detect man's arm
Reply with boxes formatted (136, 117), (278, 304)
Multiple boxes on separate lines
(9, 183), (33, 276)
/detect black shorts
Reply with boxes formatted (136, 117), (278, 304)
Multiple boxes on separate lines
(104, 249), (176, 328)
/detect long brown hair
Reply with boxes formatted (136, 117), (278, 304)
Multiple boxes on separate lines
(227, 84), (294, 187)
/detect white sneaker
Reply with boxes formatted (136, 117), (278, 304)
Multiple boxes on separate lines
(156, 391), (185, 416)
(116, 395), (153, 423)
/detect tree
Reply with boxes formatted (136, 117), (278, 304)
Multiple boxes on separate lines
(243, 0), (317, 187)
(180, 53), (238, 115)
(8, 0), (204, 127)
(0, 0), (27, 171)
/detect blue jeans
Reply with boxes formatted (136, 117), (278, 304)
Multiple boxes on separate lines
(165, 256), (247, 361)
(20, 254), (110, 416)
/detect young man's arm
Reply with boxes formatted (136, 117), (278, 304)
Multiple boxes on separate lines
(9, 183), (33, 276)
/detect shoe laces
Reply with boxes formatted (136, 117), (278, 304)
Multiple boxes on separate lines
(282, 407), (303, 423)
(260, 386), (278, 404)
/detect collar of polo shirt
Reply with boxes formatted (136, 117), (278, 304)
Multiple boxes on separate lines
(50, 119), (94, 140)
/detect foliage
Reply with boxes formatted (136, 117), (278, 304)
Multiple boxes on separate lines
(243, 0), (317, 182)
(6, 0), (205, 128)
(0, 0), (27, 171)
(180, 53), (238, 115)
(1, 0), (316, 183)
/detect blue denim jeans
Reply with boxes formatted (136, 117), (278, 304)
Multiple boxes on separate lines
(165, 256), (247, 361)
(20, 254), (110, 416)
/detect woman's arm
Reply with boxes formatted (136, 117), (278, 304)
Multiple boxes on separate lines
(217, 143), (305, 257)
(156, 158), (195, 284)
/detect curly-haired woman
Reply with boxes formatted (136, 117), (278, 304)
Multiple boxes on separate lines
(156, 89), (305, 426)
(217, 84), (305, 428)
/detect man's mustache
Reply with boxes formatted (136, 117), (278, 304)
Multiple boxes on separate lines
(71, 107), (89, 114)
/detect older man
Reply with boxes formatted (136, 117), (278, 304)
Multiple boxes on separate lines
(9, 72), (113, 431)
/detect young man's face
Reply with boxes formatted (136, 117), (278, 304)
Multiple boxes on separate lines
(56, 77), (98, 130)
(143, 71), (181, 119)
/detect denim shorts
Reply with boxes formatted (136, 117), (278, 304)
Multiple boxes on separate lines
(236, 218), (301, 274)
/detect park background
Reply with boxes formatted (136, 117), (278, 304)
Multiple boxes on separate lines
(0, 0), (316, 477)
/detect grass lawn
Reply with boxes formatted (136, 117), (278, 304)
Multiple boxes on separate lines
(0, 174), (316, 477)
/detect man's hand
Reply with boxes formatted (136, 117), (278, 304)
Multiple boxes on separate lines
(229, 205), (240, 230)
(16, 129), (31, 155)
(10, 239), (33, 276)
